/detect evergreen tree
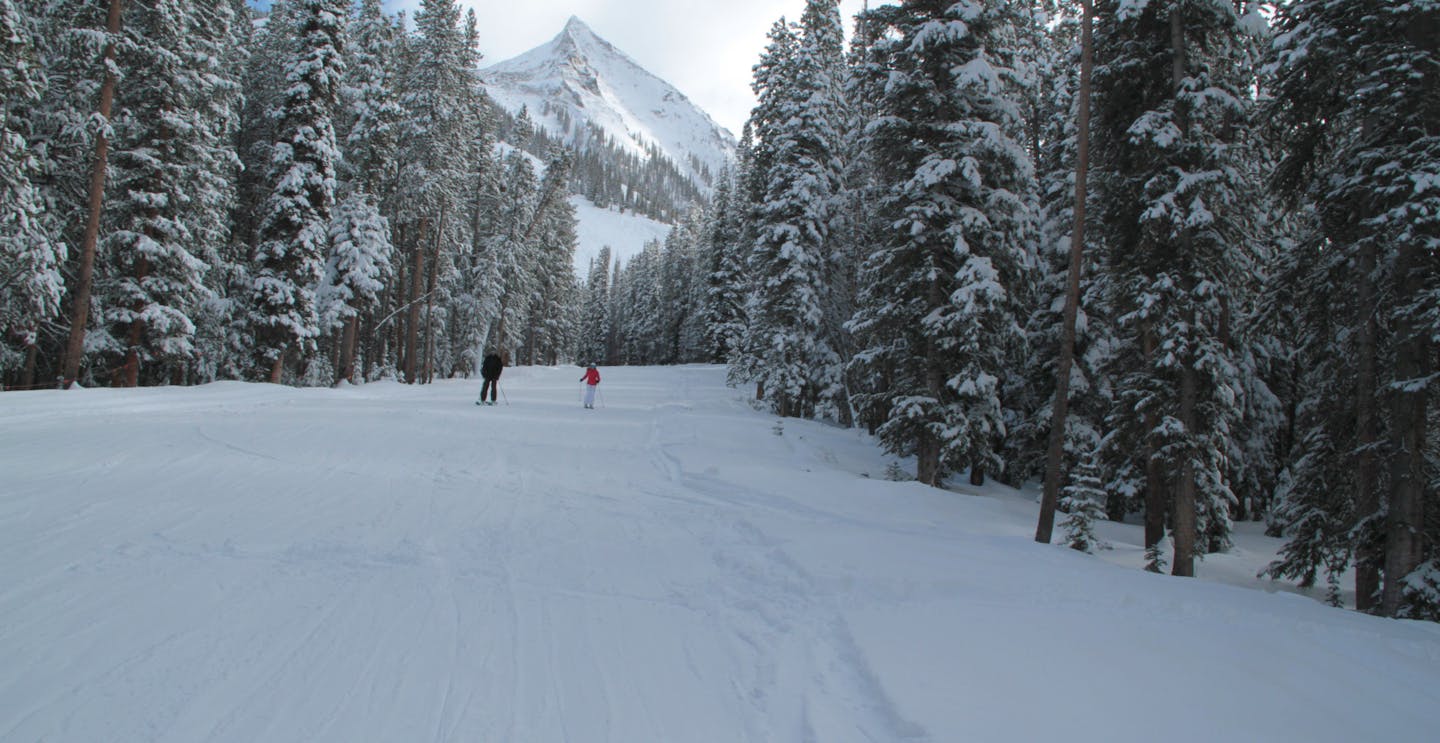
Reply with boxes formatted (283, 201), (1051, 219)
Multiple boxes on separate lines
(578, 247), (612, 365)
(340, 0), (403, 200)
(319, 193), (392, 384)
(40, 0), (124, 388)
(847, 0), (1037, 486)
(393, 0), (481, 382)
(1061, 434), (1111, 554)
(1091, 0), (1261, 574)
(745, 2), (851, 420)
(101, 0), (243, 386)
(701, 167), (746, 363)
(247, 0), (348, 383)
(1264, 0), (1440, 617)
(0, 0), (64, 384)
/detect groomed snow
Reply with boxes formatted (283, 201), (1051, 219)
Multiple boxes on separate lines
(3, 365), (1438, 742)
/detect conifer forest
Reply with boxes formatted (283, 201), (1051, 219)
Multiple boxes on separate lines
(1, 0), (1437, 619)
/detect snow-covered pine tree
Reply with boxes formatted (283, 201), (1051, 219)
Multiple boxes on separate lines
(619, 240), (666, 365)
(1265, 0), (1440, 618)
(1091, 0), (1260, 576)
(340, 0), (403, 200)
(319, 194), (392, 384)
(247, 0), (347, 383)
(521, 149), (579, 367)
(659, 207), (707, 364)
(37, 0), (124, 388)
(0, 0), (65, 386)
(183, 0), (249, 385)
(100, 0), (245, 387)
(745, 2), (850, 420)
(1013, 2), (1107, 491)
(233, 0), (298, 257)
(392, 0), (481, 383)
(839, 10), (897, 436)
(1219, 27), (1290, 536)
(701, 167), (746, 363)
(321, 0), (402, 382)
(1060, 433), (1111, 553)
(478, 149), (540, 359)
(605, 257), (623, 364)
(578, 247), (612, 365)
(725, 123), (766, 394)
(443, 82), (504, 380)
(847, 0), (1037, 487)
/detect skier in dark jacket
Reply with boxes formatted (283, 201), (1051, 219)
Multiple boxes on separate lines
(479, 351), (504, 405)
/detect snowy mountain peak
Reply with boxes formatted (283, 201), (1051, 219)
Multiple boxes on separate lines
(561, 15), (597, 42)
(482, 17), (736, 189)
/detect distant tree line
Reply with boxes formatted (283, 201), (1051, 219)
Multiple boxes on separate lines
(0, 0), (718, 390)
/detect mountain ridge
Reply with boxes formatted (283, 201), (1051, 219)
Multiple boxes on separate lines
(481, 16), (737, 192)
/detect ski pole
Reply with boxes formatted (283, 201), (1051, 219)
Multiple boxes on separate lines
(500, 383), (509, 406)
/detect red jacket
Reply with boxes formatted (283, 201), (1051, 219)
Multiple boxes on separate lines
(581, 367), (600, 385)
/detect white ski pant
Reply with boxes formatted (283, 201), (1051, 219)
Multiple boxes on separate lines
(584, 384), (597, 407)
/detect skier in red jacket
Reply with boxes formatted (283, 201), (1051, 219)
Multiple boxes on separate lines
(580, 364), (600, 409)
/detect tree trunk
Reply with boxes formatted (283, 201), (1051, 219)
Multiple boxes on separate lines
(494, 294), (509, 360)
(21, 343), (38, 389)
(1143, 324), (1166, 551)
(916, 430), (941, 488)
(1381, 242), (1431, 616)
(421, 208), (444, 384)
(1037, 0), (1093, 544)
(62, 0), (124, 387)
(405, 218), (427, 384)
(1173, 364), (1199, 577)
(1354, 241), (1382, 612)
(268, 354), (284, 384)
(1168, 6), (1197, 579)
(918, 277), (945, 487)
(119, 255), (150, 388)
(337, 315), (358, 385)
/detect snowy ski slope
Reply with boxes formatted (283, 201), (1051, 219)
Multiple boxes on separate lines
(2, 365), (1438, 742)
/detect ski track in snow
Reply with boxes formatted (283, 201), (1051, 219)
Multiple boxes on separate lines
(4, 366), (1440, 742)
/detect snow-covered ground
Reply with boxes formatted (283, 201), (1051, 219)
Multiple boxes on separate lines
(3, 365), (1438, 742)
(571, 195), (673, 275)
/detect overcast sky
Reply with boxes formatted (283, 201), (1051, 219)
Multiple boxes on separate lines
(379, 1), (881, 136)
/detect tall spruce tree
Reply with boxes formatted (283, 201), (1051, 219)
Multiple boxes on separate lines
(745, 2), (851, 420)
(1091, 0), (1260, 574)
(1265, 0), (1439, 617)
(701, 167), (746, 364)
(578, 247), (612, 365)
(393, 0), (480, 382)
(319, 193), (392, 384)
(0, 0), (65, 385)
(847, 0), (1037, 486)
(101, 0), (243, 386)
(340, 0), (403, 201)
(247, 0), (347, 383)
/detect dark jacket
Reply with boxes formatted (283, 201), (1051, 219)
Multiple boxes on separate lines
(481, 354), (504, 380)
